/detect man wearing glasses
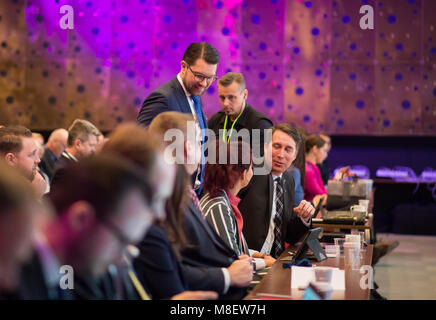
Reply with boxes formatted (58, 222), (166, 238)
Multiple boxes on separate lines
(137, 42), (219, 128)
(208, 72), (273, 158)
(137, 42), (220, 193)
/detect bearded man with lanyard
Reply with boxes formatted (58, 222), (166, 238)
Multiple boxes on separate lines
(208, 72), (273, 158)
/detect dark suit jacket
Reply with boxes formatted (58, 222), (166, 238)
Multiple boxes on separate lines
(208, 104), (273, 157)
(180, 199), (246, 300)
(38, 147), (58, 180)
(238, 170), (310, 252)
(133, 224), (188, 300)
(137, 76), (208, 128)
(49, 153), (77, 191)
(18, 249), (138, 300)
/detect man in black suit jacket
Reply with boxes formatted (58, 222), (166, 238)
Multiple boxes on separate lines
(208, 72), (273, 158)
(239, 124), (315, 258)
(50, 119), (100, 190)
(149, 112), (253, 300)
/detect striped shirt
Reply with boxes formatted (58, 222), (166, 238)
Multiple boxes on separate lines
(200, 190), (249, 256)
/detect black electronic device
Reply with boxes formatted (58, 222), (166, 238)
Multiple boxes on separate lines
(291, 227), (327, 263)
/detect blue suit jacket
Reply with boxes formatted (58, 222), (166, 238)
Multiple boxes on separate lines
(180, 199), (247, 300)
(137, 76), (208, 129)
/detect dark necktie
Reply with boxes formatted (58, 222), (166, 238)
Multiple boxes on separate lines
(191, 96), (205, 194)
(272, 177), (284, 258)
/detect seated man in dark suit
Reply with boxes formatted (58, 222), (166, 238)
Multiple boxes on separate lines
(51, 119), (100, 190)
(239, 124), (315, 258)
(38, 128), (68, 180)
(102, 123), (217, 300)
(208, 72), (273, 158)
(0, 163), (37, 300)
(149, 112), (253, 300)
(18, 155), (155, 300)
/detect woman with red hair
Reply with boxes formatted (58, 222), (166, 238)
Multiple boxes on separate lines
(200, 141), (275, 270)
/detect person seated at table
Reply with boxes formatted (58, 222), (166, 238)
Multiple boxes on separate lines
(238, 124), (315, 259)
(0, 162), (38, 299)
(148, 112), (253, 300)
(304, 134), (351, 205)
(102, 123), (218, 300)
(200, 141), (276, 270)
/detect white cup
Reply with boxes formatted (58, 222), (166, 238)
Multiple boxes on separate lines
(343, 242), (361, 269)
(313, 266), (334, 283)
(325, 245), (340, 257)
(358, 199), (369, 212)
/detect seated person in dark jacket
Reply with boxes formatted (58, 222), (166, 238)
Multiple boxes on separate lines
(0, 163), (37, 300)
(18, 155), (155, 300)
(208, 72), (273, 158)
(102, 123), (217, 300)
(238, 124), (315, 258)
(148, 112), (253, 300)
(50, 119), (100, 191)
(38, 128), (68, 181)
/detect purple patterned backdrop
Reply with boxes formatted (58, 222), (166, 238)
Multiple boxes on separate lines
(0, 0), (435, 135)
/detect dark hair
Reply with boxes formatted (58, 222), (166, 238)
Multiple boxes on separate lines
(305, 134), (326, 154)
(0, 160), (37, 215)
(218, 72), (246, 90)
(182, 42), (220, 66)
(0, 125), (32, 156)
(67, 119), (100, 147)
(162, 164), (190, 255)
(48, 154), (152, 221)
(271, 124), (302, 153)
(293, 127), (306, 188)
(204, 141), (252, 198)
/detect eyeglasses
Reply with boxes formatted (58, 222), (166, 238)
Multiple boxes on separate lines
(188, 65), (217, 84)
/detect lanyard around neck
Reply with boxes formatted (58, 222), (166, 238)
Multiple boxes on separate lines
(222, 111), (243, 143)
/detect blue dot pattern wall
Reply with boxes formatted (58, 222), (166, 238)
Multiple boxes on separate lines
(0, 0), (435, 135)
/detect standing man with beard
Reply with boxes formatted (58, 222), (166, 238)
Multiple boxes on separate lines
(208, 72), (273, 158)
(137, 42), (220, 192)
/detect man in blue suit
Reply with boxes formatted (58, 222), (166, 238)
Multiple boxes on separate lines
(137, 42), (220, 192)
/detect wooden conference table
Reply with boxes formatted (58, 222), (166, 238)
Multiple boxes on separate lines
(245, 244), (373, 300)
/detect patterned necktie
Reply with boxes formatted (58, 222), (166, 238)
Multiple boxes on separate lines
(191, 96), (205, 194)
(272, 177), (284, 258)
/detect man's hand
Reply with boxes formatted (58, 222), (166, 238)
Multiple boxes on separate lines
(263, 255), (276, 267)
(293, 200), (315, 222)
(171, 291), (218, 300)
(228, 257), (253, 287)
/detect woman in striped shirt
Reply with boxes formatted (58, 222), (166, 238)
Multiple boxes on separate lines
(200, 141), (275, 270)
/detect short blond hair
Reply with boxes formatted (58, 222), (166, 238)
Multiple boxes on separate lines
(67, 119), (100, 147)
(218, 72), (246, 90)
